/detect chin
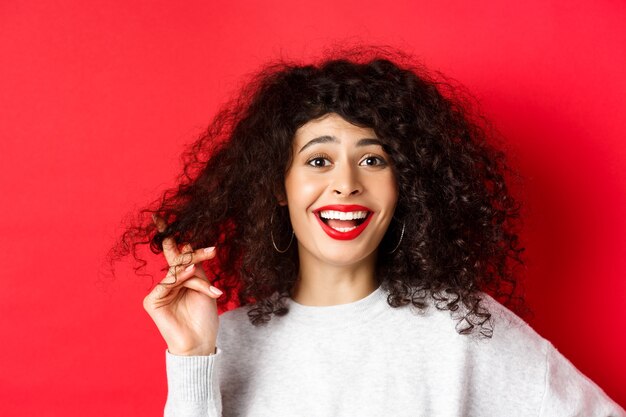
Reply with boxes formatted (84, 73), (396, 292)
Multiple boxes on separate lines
(314, 246), (377, 267)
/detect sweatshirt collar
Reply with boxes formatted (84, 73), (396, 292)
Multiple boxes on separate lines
(282, 284), (389, 329)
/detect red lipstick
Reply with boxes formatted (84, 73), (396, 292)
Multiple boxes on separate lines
(313, 205), (374, 241)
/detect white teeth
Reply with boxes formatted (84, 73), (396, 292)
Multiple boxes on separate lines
(319, 210), (369, 220)
(332, 226), (357, 232)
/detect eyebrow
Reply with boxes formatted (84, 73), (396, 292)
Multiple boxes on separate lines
(298, 136), (384, 153)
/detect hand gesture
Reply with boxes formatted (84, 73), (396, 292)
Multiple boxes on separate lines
(143, 215), (223, 356)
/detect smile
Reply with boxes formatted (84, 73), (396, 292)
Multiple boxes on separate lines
(313, 205), (374, 240)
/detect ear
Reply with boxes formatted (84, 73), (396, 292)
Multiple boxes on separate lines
(274, 185), (288, 206)
(276, 194), (288, 206)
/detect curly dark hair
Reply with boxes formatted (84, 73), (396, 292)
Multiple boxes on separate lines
(113, 47), (526, 338)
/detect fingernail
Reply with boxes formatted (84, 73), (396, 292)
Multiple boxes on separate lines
(185, 264), (195, 271)
(209, 286), (223, 296)
(203, 247), (216, 254)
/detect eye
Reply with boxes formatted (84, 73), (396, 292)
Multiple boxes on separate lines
(306, 155), (332, 168)
(359, 155), (387, 167)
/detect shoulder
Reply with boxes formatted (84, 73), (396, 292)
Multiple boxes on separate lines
(455, 293), (551, 383)
(397, 290), (550, 357)
(216, 302), (284, 347)
(462, 294), (625, 415)
(215, 305), (254, 358)
(218, 304), (250, 324)
(540, 341), (626, 415)
(218, 304), (256, 336)
(478, 292), (549, 353)
(415, 291), (551, 368)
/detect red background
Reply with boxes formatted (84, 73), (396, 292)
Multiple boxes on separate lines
(1, 0), (625, 414)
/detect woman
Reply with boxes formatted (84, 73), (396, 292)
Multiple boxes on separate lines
(119, 50), (624, 416)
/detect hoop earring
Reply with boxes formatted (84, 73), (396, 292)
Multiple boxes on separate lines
(271, 209), (294, 253)
(387, 221), (405, 255)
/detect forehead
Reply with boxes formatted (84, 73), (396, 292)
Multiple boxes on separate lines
(293, 113), (377, 144)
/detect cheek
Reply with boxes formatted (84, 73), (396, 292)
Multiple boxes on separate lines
(285, 172), (325, 207)
(374, 174), (399, 208)
(388, 182), (399, 207)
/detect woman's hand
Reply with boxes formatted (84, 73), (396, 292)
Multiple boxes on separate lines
(143, 215), (223, 356)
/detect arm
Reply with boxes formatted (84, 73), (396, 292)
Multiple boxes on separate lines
(145, 216), (224, 416)
(164, 348), (223, 417)
(539, 343), (626, 416)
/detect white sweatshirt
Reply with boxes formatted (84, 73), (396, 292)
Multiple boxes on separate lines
(163, 285), (625, 416)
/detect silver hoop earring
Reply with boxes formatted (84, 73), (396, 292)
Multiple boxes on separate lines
(387, 221), (405, 254)
(271, 209), (294, 253)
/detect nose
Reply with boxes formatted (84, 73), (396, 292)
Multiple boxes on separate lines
(332, 164), (362, 196)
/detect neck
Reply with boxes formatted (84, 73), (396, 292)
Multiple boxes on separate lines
(290, 248), (379, 306)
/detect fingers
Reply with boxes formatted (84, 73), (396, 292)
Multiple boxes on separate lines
(182, 277), (224, 298)
(174, 246), (216, 268)
(143, 264), (223, 312)
(162, 263), (196, 287)
(152, 215), (216, 267)
(152, 214), (166, 232)
(152, 215), (179, 265)
(144, 264), (197, 309)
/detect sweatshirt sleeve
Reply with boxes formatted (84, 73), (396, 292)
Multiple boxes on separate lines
(164, 348), (223, 417)
(539, 343), (626, 416)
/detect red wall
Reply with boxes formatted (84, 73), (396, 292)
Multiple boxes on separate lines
(1, 0), (625, 414)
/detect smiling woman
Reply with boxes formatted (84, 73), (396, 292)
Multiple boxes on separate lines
(113, 48), (625, 416)
(283, 114), (398, 304)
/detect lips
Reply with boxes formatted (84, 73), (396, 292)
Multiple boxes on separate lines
(313, 204), (374, 240)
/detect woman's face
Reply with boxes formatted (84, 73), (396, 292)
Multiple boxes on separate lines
(282, 113), (398, 268)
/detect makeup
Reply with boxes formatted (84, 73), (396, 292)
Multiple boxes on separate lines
(313, 204), (374, 240)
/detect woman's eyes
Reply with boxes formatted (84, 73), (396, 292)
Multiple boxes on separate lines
(307, 156), (332, 167)
(306, 155), (387, 168)
(359, 156), (387, 167)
